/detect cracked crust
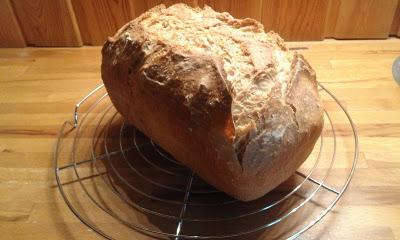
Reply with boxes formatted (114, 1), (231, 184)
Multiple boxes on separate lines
(101, 4), (323, 201)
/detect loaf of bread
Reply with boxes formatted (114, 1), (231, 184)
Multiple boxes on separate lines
(101, 4), (323, 201)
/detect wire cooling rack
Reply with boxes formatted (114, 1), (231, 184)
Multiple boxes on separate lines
(54, 83), (358, 239)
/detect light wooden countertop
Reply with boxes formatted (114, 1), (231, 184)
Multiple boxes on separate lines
(0, 39), (399, 239)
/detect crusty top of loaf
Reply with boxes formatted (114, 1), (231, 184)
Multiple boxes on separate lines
(107, 3), (315, 161)
(126, 4), (293, 153)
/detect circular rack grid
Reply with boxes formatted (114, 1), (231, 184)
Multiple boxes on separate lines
(54, 83), (358, 240)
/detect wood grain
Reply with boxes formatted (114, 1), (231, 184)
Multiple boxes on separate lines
(2, 0), (400, 47)
(71, 0), (138, 45)
(390, 0), (400, 36)
(261, 0), (329, 41)
(0, 0), (26, 47)
(332, 0), (398, 39)
(324, 0), (341, 38)
(10, 0), (82, 47)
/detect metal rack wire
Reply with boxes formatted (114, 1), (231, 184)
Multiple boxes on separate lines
(54, 83), (358, 239)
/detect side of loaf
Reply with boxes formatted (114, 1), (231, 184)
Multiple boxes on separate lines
(101, 4), (324, 201)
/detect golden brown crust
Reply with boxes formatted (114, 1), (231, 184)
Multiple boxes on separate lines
(102, 31), (244, 197)
(238, 54), (324, 198)
(101, 4), (323, 201)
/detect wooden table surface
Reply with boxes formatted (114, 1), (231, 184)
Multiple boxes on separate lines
(0, 39), (399, 239)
